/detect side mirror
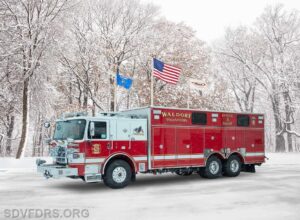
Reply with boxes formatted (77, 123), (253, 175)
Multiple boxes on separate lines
(90, 122), (95, 137)
(44, 138), (52, 144)
(44, 122), (51, 128)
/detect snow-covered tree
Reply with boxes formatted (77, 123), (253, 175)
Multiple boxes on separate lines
(0, 0), (71, 158)
(215, 5), (300, 152)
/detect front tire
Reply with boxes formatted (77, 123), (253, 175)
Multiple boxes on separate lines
(103, 160), (132, 189)
(199, 156), (222, 179)
(223, 155), (242, 177)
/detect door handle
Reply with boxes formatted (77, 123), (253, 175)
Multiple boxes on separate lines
(107, 143), (111, 150)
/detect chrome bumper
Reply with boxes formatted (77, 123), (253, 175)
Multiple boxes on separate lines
(36, 159), (78, 179)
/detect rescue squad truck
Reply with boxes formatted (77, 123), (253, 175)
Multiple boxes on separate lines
(36, 107), (265, 189)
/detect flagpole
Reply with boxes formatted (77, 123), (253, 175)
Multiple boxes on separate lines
(150, 57), (154, 107)
(114, 66), (118, 112)
(187, 81), (190, 109)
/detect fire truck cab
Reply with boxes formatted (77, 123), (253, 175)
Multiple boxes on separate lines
(37, 107), (265, 189)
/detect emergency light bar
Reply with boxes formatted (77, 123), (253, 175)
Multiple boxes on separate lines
(60, 112), (88, 119)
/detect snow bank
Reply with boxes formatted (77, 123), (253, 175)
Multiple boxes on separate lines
(0, 157), (52, 172)
(265, 153), (300, 165)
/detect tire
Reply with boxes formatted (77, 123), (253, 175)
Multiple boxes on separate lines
(223, 155), (242, 177)
(103, 160), (132, 189)
(175, 170), (193, 176)
(199, 156), (222, 179)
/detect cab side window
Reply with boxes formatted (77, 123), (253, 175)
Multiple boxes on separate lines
(88, 122), (107, 139)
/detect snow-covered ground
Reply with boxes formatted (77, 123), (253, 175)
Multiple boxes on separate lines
(0, 153), (299, 220)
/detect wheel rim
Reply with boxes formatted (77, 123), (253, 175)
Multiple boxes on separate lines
(230, 159), (239, 173)
(112, 167), (127, 183)
(209, 161), (220, 175)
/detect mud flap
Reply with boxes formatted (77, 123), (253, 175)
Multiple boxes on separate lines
(242, 164), (256, 173)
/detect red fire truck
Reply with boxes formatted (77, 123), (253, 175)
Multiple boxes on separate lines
(37, 107), (265, 189)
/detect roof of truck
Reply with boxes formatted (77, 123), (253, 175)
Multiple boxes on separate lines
(120, 106), (264, 115)
(56, 115), (147, 121)
(56, 106), (264, 122)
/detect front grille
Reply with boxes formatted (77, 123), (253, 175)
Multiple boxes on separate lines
(56, 146), (67, 164)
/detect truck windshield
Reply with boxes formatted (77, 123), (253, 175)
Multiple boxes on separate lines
(53, 119), (86, 140)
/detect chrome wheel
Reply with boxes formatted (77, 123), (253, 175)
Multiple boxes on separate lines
(199, 156), (222, 179)
(103, 160), (132, 189)
(230, 159), (239, 173)
(223, 155), (242, 177)
(209, 161), (220, 175)
(112, 167), (127, 183)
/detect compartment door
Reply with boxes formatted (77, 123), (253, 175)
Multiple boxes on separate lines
(176, 128), (191, 166)
(223, 128), (236, 150)
(152, 127), (176, 168)
(190, 128), (205, 166)
(245, 129), (265, 163)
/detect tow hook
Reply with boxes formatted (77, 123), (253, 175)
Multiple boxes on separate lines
(44, 170), (53, 179)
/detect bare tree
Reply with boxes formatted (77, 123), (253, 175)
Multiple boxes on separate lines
(0, 0), (70, 158)
(92, 0), (157, 111)
(59, 7), (105, 113)
(215, 5), (300, 152)
(215, 27), (258, 112)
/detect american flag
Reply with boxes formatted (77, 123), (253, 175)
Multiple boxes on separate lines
(153, 58), (181, 84)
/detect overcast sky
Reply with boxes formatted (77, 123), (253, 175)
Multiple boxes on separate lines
(144, 0), (300, 43)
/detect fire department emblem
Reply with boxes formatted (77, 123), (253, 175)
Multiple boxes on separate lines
(92, 144), (101, 154)
(133, 126), (144, 136)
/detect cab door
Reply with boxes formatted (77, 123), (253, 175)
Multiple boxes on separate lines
(85, 120), (111, 162)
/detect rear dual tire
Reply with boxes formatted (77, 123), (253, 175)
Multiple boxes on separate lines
(223, 155), (242, 177)
(199, 155), (242, 179)
(199, 156), (222, 179)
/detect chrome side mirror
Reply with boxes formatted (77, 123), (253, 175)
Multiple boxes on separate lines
(44, 138), (52, 144)
(44, 122), (51, 128)
(90, 122), (95, 137)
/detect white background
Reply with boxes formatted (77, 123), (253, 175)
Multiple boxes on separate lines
(144, 0), (300, 42)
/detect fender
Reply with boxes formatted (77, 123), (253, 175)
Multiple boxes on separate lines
(204, 152), (225, 166)
(101, 152), (137, 174)
(227, 151), (245, 164)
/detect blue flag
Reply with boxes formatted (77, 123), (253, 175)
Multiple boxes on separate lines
(116, 72), (133, 90)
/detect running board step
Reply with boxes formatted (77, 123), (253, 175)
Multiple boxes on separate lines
(85, 174), (102, 183)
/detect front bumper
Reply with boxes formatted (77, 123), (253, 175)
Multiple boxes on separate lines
(36, 160), (78, 179)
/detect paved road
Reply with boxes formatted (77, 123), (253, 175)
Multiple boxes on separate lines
(0, 156), (300, 220)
